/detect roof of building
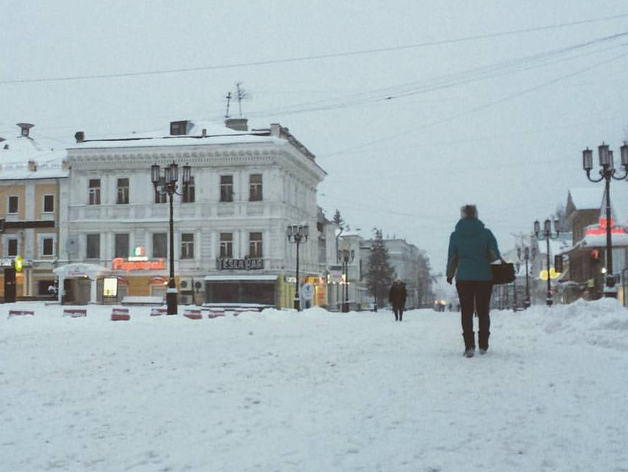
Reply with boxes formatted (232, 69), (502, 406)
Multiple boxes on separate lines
(0, 127), (68, 180)
(568, 185), (628, 225)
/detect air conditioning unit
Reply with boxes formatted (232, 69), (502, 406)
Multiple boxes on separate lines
(179, 277), (193, 292)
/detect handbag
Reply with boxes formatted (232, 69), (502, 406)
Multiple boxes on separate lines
(491, 259), (516, 285)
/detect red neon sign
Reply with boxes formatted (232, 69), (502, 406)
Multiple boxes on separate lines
(585, 217), (627, 236)
(112, 258), (166, 271)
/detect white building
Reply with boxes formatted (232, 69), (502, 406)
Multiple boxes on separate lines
(60, 118), (326, 307)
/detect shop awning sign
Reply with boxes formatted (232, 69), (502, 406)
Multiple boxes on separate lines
(216, 257), (264, 270)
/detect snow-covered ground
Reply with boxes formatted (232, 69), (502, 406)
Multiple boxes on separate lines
(1, 300), (627, 472)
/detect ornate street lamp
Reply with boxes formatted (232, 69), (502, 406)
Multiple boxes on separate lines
(582, 142), (628, 297)
(151, 161), (192, 315)
(338, 248), (355, 313)
(517, 245), (536, 309)
(287, 223), (309, 311)
(534, 218), (559, 306)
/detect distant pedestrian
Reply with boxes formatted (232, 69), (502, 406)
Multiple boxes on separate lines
(446, 205), (501, 357)
(388, 278), (407, 322)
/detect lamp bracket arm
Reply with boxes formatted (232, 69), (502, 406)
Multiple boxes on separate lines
(610, 168), (628, 181)
(585, 172), (605, 183)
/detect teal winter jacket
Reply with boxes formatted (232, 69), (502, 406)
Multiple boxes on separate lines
(446, 217), (501, 281)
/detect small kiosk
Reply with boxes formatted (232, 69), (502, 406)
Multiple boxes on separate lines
(53, 263), (111, 305)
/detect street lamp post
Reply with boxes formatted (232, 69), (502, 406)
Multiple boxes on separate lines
(151, 161), (192, 315)
(338, 248), (355, 313)
(534, 218), (559, 307)
(517, 245), (536, 309)
(287, 223), (309, 311)
(582, 142), (628, 298)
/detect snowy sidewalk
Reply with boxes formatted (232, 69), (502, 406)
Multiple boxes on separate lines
(1, 300), (627, 472)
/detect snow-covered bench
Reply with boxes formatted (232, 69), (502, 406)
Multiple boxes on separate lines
(63, 308), (87, 318)
(8, 309), (35, 318)
(111, 307), (130, 321)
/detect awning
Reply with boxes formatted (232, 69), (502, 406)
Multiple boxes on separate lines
(53, 263), (110, 279)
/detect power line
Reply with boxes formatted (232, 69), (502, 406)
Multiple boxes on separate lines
(2, 13), (628, 85)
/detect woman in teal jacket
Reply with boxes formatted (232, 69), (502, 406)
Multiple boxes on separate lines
(446, 205), (501, 357)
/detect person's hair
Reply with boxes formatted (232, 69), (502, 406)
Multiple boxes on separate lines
(460, 204), (478, 219)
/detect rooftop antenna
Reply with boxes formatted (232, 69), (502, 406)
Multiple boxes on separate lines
(225, 92), (233, 119)
(236, 82), (247, 117)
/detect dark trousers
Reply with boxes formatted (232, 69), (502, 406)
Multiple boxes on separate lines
(456, 280), (493, 349)
(393, 305), (404, 321)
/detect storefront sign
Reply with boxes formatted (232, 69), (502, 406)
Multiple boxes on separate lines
(216, 257), (264, 270)
(112, 258), (166, 271)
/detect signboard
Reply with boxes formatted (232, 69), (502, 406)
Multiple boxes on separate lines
(301, 283), (315, 301)
(103, 277), (118, 297)
(217, 257), (264, 270)
(112, 258), (166, 271)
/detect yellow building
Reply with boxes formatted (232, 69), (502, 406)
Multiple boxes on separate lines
(0, 123), (68, 299)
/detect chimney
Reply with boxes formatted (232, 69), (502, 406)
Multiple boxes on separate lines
(75, 131), (85, 143)
(225, 117), (248, 132)
(202, 128), (207, 138)
(17, 123), (34, 138)
(270, 123), (282, 137)
(28, 160), (37, 172)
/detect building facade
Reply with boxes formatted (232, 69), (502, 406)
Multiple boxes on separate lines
(0, 123), (67, 299)
(60, 119), (326, 307)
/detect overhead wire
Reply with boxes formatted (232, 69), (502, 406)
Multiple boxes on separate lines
(1, 13), (628, 85)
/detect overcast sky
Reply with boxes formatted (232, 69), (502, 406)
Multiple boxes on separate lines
(1, 1), (628, 272)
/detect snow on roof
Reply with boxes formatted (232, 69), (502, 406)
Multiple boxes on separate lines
(569, 185), (628, 226)
(0, 135), (68, 180)
(71, 120), (281, 150)
(569, 187), (603, 210)
(582, 232), (628, 248)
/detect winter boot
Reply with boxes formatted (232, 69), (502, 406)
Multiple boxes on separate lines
(462, 332), (475, 358)
(478, 331), (490, 354)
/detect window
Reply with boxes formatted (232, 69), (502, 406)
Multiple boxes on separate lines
(114, 233), (129, 258)
(249, 232), (263, 258)
(43, 195), (54, 213)
(220, 233), (233, 258)
(42, 238), (54, 256)
(117, 178), (129, 204)
(249, 174), (263, 201)
(86, 234), (100, 259)
(7, 238), (18, 256)
(89, 179), (101, 205)
(153, 233), (167, 258)
(182, 176), (195, 203)
(8, 196), (18, 214)
(181, 233), (194, 259)
(220, 175), (233, 202)
(154, 187), (167, 204)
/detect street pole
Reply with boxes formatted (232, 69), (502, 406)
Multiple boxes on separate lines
(167, 191), (177, 315)
(287, 224), (309, 311)
(582, 143), (628, 298)
(534, 219), (559, 307)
